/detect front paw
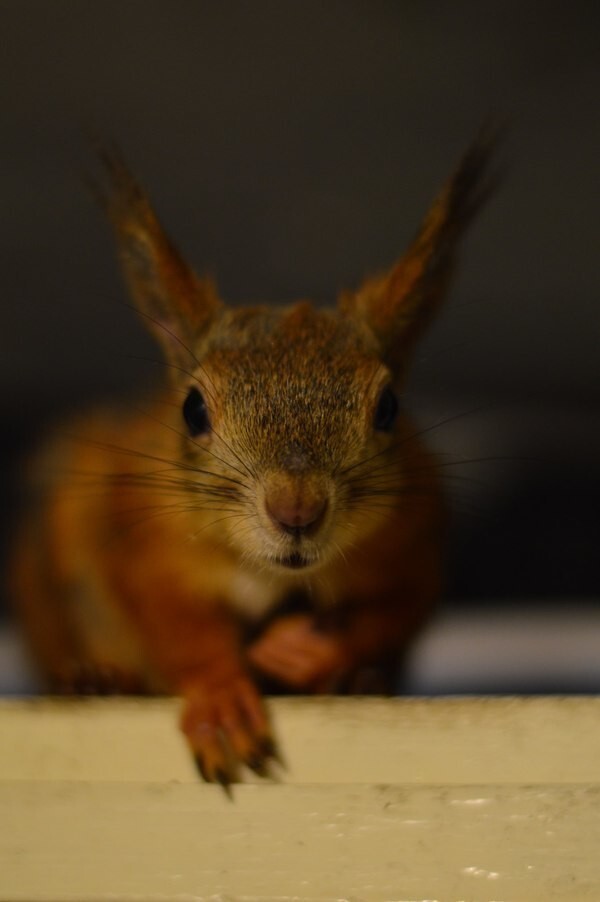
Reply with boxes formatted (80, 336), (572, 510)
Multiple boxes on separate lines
(247, 614), (348, 692)
(180, 672), (280, 793)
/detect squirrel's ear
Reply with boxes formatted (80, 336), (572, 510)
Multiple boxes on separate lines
(339, 126), (500, 370)
(92, 146), (221, 363)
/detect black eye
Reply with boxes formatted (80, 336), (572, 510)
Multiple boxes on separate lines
(374, 385), (399, 432)
(183, 387), (211, 437)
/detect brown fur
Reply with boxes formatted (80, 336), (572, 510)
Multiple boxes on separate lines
(10, 128), (497, 787)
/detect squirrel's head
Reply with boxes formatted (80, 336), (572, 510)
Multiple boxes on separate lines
(174, 301), (398, 571)
(97, 131), (496, 573)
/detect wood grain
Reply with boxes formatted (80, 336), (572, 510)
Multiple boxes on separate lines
(1, 697), (599, 900)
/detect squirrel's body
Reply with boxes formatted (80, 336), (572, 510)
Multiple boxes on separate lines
(11, 132), (496, 786)
(14, 304), (442, 693)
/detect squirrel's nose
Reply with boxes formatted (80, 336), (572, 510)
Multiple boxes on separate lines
(265, 491), (328, 538)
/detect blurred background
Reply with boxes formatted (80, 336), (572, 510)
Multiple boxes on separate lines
(1, 0), (598, 693)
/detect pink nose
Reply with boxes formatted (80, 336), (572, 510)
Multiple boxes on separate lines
(266, 490), (328, 537)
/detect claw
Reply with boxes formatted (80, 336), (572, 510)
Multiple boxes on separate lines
(193, 753), (209, 782)
(244, 752), (270, 778)
(215, 768), (234, 801)
(193, 753), (236, 799)
(259, 735), (286, 770)
(258, 735), (277, 758)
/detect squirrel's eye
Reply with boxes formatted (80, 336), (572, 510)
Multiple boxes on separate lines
(374, 385), (399, 432)
(183, 387), (211, 437)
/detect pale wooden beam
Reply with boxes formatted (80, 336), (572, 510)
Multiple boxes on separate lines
(2, 697), (600, 900)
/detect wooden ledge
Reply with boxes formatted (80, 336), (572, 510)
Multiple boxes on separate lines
(2, 697), (600, 900)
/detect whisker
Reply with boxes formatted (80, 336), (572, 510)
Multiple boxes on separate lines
(125, 303), (219, 406)
(67, 435), (250, 491)
(186, 511), (253, 545)
(124, 403), (254, 485)
(210, 426), (259, 483)
(338, 405), (495, 481)
(399, 403), (489, 448)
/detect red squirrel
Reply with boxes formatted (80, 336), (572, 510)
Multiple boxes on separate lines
(11, 129), (497, 788)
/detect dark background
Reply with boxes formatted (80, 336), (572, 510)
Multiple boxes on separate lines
(1, 1), (599, 628)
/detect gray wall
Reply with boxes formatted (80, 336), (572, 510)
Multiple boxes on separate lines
(2, 1), (599, 602)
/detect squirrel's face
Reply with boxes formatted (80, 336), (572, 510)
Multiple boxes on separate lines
(101, 131), (495, 573)
(177, 302), (402, 573)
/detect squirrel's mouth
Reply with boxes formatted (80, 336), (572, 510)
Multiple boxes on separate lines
(276, 551), (311, 570)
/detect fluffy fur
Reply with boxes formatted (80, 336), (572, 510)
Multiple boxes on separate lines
(11, 128), (497, 788)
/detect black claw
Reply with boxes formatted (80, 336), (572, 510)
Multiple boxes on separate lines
(244, 753), (269, 778)
(215, 768), (234, 801)
(193, 755), (235, 799)
(259, 735), (286, 769)
(258, 735), (276, 757)
(193, 753), (209, 782)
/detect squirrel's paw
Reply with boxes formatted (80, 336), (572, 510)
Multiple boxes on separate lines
(180, 673), (280, 793)
(248, 614), (348, 692)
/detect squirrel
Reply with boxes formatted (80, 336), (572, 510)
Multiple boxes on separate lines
(10, 128), (497, 789)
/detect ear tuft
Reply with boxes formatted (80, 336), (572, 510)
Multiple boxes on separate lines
(90, 143), (221, 361)
(339, 123), (502, 368)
